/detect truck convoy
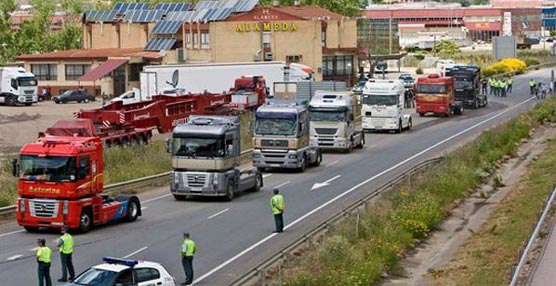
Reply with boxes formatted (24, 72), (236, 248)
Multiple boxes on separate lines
(415, 73), (462, 117)
(362, 79), (413, 133)
(308, 91), (364, 151)
(168, 116), (263, 201)
(445, 65), (487, 109)
(141, 61), (313, 97)
(253, 101), (321, 172)
(12, 120), (141, 233)
(0, 66), (38, 106)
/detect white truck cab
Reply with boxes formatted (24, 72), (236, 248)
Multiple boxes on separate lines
(0, 66), (38, 106)
(309, 91), (364, 151)
(362, 79), (412, 133)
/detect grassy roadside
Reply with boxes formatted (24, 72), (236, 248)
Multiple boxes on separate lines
(433, 133), (556, 285)
(280, 99), (556, 286)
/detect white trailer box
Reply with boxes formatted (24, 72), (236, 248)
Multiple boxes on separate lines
(140, 62), (312, 98)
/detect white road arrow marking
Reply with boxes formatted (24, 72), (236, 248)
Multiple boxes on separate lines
(311, 175), (341, 191)
(7, 255), (22, 261)
(207, 208), (230, 219)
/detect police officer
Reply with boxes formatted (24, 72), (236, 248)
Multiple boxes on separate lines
(481, 78), (488, 95)
(529, 79), (537, 95)
(36, 238), (52, 286)
(500, 78), (507, 97)
(507, 77), (513, 93)
(57, 227), (75, 282)
(270, 188), (285, 233)
(488, 78), (495, 95)
(180, 233), (196, 285)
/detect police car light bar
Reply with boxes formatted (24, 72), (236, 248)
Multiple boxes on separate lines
(103, 257), (139, 267)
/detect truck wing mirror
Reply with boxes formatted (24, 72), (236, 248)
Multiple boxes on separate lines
(11, 158), (18, 177)
(165, 138), (171, 153)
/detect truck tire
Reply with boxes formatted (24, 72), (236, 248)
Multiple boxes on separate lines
(298, 155), (307, 172)
(395, 120), (402, 133)
(78, 208), (93, 233)
(6, 96), (15, 106)
(474, 99), (479, 109)
(419, 113), (425, 117)
(125, 198), (140, 222)
(249, 173), (263, 192)
(25, 103), (32, 106)
(312, 150), (323, 166)
(406, 118), (413, 130)
(224, 180), (235, 201)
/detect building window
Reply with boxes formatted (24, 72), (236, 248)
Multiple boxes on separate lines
(31, 64), (57, 81)
(262, 32), (271, 49)
(286, 55), (303, 63)
(129, 64), (144, 82)
(185, 33), (191, 48)
(65, 64), (90, 80)
(201, 32), (210, 49)
(321, 30), (327, 47)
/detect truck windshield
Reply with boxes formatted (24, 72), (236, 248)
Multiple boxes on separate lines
(255, 113), (297, 136)
(19, 155), (76, 182)
(72, 267), (119, 286)
(361, 95), (397, 106)
(310, 110), (346, 122)
(17, 77), (38, 87)
(455, 80), (473, 90)
(172, 137), (225, 158)
(416, 84), (446, 94)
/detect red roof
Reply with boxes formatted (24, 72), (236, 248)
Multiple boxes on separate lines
(272, 5), (343, 21)
(16, 47), (160, 61)
(78, 59), (128, 82)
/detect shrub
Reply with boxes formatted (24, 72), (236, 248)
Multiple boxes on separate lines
(414, 52), (425, 61)
(524, 58), (540, 67)
(481, 58), (527, 77)
(415, 67), (424, 75)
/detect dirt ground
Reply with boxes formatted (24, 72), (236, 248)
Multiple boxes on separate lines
(0, 101), (101, 153)
(380, 125), (556, 286)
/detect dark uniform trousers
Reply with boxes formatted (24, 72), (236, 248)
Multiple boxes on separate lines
(274, 213), (284, 232)
(182, 256), (194, 285)
(60, 252), (75, 280)
(38, 262), (52, 286)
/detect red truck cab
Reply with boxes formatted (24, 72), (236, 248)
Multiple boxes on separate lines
(415, 74), (462, 117)
(13, 122), (141, 232)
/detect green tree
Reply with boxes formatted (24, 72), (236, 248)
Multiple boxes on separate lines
(0, 0), (17, 64)
(434, 39), (460, 55)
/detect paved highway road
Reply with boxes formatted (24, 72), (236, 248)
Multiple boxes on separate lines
(527, 209), (556, 285)
(0, 69), (552, 286)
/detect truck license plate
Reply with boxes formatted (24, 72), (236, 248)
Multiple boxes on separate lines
(191, 188), (202, 192)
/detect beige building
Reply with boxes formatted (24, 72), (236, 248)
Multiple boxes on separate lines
(16, 2), (358, 96)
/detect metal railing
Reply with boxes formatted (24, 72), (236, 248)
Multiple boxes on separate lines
(509, 184), (556, 286)
(0, 149), (254, 216)
(229, 157), (443, 286)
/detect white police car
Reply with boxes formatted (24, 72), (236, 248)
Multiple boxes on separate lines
(66, 257), (176, 286)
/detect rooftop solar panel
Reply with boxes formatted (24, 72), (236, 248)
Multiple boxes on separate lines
(144, 37), (177, 51)
(166, 11), (187, 21)
(235, 0), (258, 12)
(114, 3), (149, 12)
(151, 20), (182, 34)
(124, 9), (164, 23)
(215, 7), (232, 20)
(155, 3), (191, 13)
(84, 10), (118, 22)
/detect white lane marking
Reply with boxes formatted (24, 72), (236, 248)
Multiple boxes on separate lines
(141, 207), (148, 211)
(192, 96), (536, 285)
(123, 246), (148, 259)
(311, 175), (342, 191)
(325, 160), (339, 167)
(262, 174), (272, 178)
(193, 233), (278, 285)
(273, 181), (290, 189)
(7, 254), (22, 261)
(366, 144), (377, 149)
(30, 247), (39, 252)
(0, 229), (24, 238)
(207, 208), (230, 219)
(142, 193), (171, 204)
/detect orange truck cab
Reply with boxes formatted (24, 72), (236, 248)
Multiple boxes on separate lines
(415, 74), (463, 117)
(13, 122), (141, 232)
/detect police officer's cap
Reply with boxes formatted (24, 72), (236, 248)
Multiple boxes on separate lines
(273, 188), (280, 194)
(37, 238), (45, 244)
(183, 232), (190, 237)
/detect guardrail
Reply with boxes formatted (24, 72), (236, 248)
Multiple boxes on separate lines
(229, 157), (443, 286)
(0, 149), (254, 216)
(509, 184), (556, 286)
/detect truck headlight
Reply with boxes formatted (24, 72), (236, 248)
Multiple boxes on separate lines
(288, 154), (297, 159)
(212, 174), (218, 186)
(172, 172), (179, 185)
(253, 153), (261, 158)
(19, 199), (25, 213)
(62, 200), (69, 215)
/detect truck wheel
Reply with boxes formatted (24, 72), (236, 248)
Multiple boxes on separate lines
(249, 174), (263, 192)
(312, 150), (323, 166)
(407, 118), (413, 130)
(173, 194), (186, 201)
(6, 97), (15, 106)
(125, 198), (140, 222)
(298, 155), (307, 172)
(78, 209), (93, 233)
(474, 99), (479, 109)
(419, 113), (425, 117)
(24, 226), (39, 233)
(224, 181), (235, 201)
(395, 120), (402, 133)
(356, 134), (365, 148)
(25, 103), (32, 106)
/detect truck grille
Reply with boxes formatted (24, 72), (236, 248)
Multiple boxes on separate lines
(29, 199), (58, 218)
(261, 139), (288, 147)
(315, 128), (338, 135)
(24, 90), (34, 95)
(186, 173), (208, 188)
